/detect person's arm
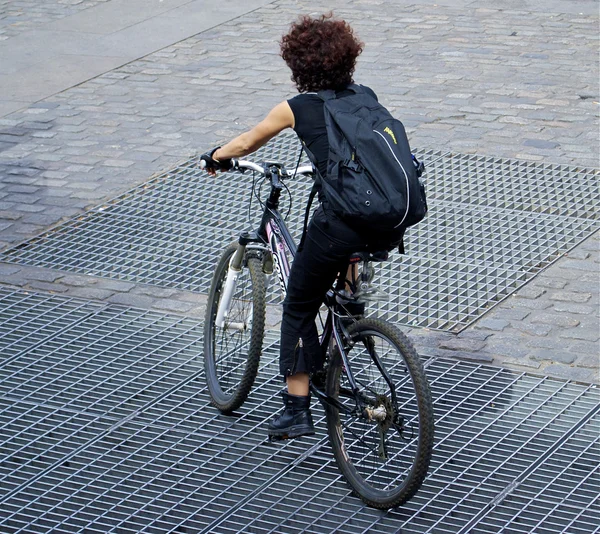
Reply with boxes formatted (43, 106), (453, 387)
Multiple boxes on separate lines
(212, 101), (295, 161)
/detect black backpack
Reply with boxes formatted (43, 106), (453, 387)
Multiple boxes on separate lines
(306, 84), (427, 233)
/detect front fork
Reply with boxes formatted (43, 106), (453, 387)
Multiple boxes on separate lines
(215, 245), (246, 328)
(215, 243), (273, 329)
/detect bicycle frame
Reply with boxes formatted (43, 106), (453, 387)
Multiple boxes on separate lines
(217, 161), (396, 419)
(203, 157), (434, 508)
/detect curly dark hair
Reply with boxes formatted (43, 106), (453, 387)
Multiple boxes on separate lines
(280, 14), (364, 93)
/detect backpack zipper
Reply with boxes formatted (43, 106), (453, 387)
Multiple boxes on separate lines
(373, 129), (410, 228)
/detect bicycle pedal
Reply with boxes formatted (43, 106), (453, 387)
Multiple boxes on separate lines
(268, 433), (289, 442)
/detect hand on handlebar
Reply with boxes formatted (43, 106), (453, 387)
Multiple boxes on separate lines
(199, 147), (233, 176)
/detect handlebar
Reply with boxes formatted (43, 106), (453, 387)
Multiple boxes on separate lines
(199, 158), (314, 178)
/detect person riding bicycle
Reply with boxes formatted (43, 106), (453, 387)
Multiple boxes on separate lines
(201, 14), (406, 440)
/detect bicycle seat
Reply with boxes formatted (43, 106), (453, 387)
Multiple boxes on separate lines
(349, 250), (389, 264)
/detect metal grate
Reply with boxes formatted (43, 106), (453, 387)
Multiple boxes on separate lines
(427, 154), (599, 220)
(2, 134), (599, 331)
(363, 255), (529, 330)
(0, 289), (104, 361)
(472, 413), (600, 533)
(0, 288), (598, 534)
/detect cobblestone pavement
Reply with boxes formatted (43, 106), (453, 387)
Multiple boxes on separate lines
(0, 0), (110, 41)
(0, 0), (598, 383)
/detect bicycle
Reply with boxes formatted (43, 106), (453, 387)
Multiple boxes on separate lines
(201, 157), (434, 509)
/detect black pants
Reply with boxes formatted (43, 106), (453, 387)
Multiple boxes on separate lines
(279, 206), (403, 379)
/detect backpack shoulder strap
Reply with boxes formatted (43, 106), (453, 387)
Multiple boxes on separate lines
(318, 84), (369, 105)
(299, 182), (319, 250)
(317, 89), (336, 102)
(346, 83), (364, 94)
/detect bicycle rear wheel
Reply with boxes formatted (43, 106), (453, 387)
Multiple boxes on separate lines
(204, 242), (266, 414)
(325, 317), (434, 509)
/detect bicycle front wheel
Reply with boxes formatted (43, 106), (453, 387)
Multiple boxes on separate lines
(325, 318), (434, 509)
(203, 242), (266, 414)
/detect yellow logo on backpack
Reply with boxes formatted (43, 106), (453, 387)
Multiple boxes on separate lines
(383, 126), (397, 145)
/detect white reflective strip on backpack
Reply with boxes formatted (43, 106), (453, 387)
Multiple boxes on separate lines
(373, 130), (410, 228)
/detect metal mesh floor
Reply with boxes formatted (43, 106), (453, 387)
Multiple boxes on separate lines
(2, 133), (599, 331)
(0, 287), (598, 533)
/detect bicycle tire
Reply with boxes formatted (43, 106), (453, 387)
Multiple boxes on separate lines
(204, 242), (266, 414)
(325, 317), (434, 509)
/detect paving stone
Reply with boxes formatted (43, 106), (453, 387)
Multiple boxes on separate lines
(491, 356), (542, 370)
(580, 234), (599, 252)
(484, 336), (531, 359)
(435, 350), (494, 364)
(457, 330), (493, 342)
(559, 327), (600, 342)
(41, 171), (70, 180)
(3, 176), (38, 186)
(11, 222), (45, 235)
(406, 329), (455, 348)
(34, 179), (68, 187)
(94, 279), (137, 292)
(549, 291), (592, 303)
(22, 214), (61, 226)
(564, 280), (600, 294)
(557, 259), (599, 272)
(473, 318), (510, 331)
(102, 159), (135, 168)
(512, 321), (553, 336)
(6, 168), (42, 177)
(514, 285), (546, 300)
(5, 185), (40, 194)
(59, 274), (99, 287)
(506, 298), (553, 311)
(152, 299), (195, 313)
(71, 191), (107, 200)
(541, 364), (598, 384)
(176, 292), (209, 305)
(21, 268), (62, 282)
(566, 249), (591, 260)
(533, 278), (568, 290)
(27, 281), (69, 293)
(68, 287), (115, 300)
(567, 339), (599, 362)
(529, 348), (576, 364)
(573, 352), (599, 370)
(0, 263), (21, 276)
(525, 336), (567, 350)
(132, 286), (179, 299)
(106, 293), (155, 308)
(529, 312), (581, 328)
(439, 337), (486, 352)
(64, 164), (94, 173)
(4, 194), (42, 204)
(487, 308), (531, 321)
(11, 204), (45, 214)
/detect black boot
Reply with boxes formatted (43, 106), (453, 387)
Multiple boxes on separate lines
(268, 392), (315, 440)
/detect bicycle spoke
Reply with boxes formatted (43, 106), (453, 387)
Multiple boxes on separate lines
(339, 416), (375, 448)
(204, 243), (265, 413)
(325, 318), (433, 509)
